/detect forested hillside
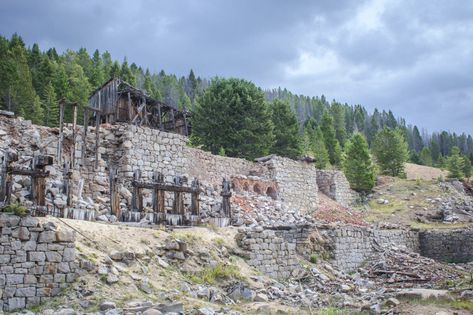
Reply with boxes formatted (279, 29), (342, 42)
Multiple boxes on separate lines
(1, 33), (472, 167)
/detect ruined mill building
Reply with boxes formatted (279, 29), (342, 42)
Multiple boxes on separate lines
(0, 79), (353, 228)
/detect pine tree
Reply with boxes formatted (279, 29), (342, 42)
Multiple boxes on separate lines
(9, 39), (37, 116)
(330, 101), (347, 146)
(463, 156), (472, 179)
(343, 133), (375, 192)
(30, 95), (44, 124)
(320, 111), (342, 165)
(109, 61), (121, 79)
(419, 147), (433, 166)
(90, 49), (105, 89)
(120, 58), (136, 85)
(270, 99), (302, 159)
(43, 82), (58, 127)
(312, 127), (330, 169)
(372, 128), (409, 177)
(143, 69), (155, 96)
(447, 147), (465, 180)
(191, 78), (273, 160)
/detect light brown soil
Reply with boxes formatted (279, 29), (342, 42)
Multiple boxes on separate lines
(405, 163), (449, 181)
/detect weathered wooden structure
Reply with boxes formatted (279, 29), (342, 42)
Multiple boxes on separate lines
(129, 171), (201, 225)
(87, 78), (191, 136)
(0, 152), (53, 213)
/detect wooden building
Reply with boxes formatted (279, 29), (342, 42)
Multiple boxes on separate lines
(87, 78), (191, 136)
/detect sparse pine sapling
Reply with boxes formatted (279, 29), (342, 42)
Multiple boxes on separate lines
(343, 133), (376, 192)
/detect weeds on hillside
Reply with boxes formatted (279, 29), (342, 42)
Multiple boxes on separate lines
(187, 263), (244, 284)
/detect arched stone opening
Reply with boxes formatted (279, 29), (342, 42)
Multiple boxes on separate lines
(266, 187), (277, 200)
(253, 184), (262, 194)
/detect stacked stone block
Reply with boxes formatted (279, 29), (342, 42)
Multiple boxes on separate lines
(0, 214), (76, 311)
(419, 228), (473, 263)
(236, 226), (300, 279)
(265, 157), (318, 213)
(316, 170), (354, 207)
(321, 226), (419, 271)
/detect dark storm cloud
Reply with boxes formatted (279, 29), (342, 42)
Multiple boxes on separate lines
(1, 0), (472, 134)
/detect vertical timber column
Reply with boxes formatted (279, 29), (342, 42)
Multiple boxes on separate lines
(173, 176), (184, 224)
(152, 171), (165, 224)
(63, 161), (72, 207)
(109, 166), (120, 218)
(95, 111), (101, 169)
(57, 99), (66, 164)
(71, 103), (78, 168)
(191, 178), (200, 223)
(131, 169), (143, 213)
(81, 108), (89, 165)
(221, 178), (232, 220)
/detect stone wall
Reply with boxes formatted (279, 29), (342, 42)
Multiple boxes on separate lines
(264, 157), (318, 213)
(236, 226), (306, 279)
(419, 228), (473, 263)
(0, 214), (76, 311)
(321, 226), (419, 271)
(316, 170), (354, 207)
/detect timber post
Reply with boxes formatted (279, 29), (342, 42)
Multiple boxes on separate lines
(221, 177), (232, 220)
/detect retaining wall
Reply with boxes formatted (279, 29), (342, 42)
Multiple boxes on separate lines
(419, 228), (473, 263)
(0, 214), (76, 311)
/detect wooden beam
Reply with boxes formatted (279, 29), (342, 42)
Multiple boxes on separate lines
(56, 99), (66, 164)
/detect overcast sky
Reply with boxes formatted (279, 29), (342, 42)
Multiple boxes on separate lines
(1, 0), (472, 134)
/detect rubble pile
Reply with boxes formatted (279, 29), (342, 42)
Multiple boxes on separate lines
(231, 193), (314, 227)
(362, 245), (473, 288)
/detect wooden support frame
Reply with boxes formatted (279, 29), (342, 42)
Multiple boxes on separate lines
(221, 177), (232, 219)
(130, 172), (201, 225)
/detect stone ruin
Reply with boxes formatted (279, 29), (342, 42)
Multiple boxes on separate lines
(0, 112), (354, 228)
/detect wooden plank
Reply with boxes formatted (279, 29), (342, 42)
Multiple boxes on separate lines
(57, 100), (65, 164)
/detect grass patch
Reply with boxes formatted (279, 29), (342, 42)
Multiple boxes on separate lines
(409, 222), (472, 230)
(317, 308), (349, 315)
(213, 237), (225, 247)
(170, 231), (202, 244)
(451, 300), (473, 311)
(309, 254), (318, 264)
(187, 263), (244, 285)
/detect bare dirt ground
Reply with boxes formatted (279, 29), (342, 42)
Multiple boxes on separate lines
(405, 162), (449, 181)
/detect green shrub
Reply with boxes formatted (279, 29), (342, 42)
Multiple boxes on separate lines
(188, 263), (243, 284)
(2, 203), (27, 217)
(309, 254), (318, 264)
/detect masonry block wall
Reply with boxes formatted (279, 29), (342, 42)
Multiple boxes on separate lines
(419, 228), (473, 263)
(265, 156), (318, 213)
(319, 226), (419, 271)
(316, 170), (354, 207)
(0, 214), (76, 311)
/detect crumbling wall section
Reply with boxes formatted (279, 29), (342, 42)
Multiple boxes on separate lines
(419, 228), (473, 263)
(316, 170), (354, 207)
(264, 157), (318, 213)
(321, 226), (419, 271)
(0, 214), (76, 311)
(236, 226), (307, 279)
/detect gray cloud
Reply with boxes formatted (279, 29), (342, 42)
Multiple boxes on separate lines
(1, 0), (472, 134)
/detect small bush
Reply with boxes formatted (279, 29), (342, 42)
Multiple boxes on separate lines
(309, 254), (318, 264)
(2, 203), (27, 217)
(188, 263), (243, 284)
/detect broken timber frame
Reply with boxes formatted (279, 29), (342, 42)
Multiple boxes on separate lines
(130, 171), (201, 225)
(0, 152), (53, 213)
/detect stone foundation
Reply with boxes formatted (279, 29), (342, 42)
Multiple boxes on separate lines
(235, 226), (311, 279)
(0, 214), (76, 311)
(320, 226), (419, 272)
(419, 228), (473, 263)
